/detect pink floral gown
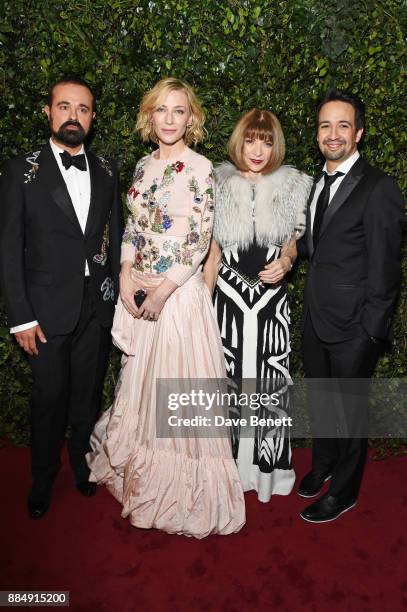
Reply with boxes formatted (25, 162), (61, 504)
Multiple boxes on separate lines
(87, 147), (245, 538)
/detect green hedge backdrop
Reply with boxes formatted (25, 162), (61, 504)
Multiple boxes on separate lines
(0, 0), (405, 447)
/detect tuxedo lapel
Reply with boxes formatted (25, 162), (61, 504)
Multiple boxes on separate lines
(37, 143), (82, 233)
(84, 150), (104, 237)
(319, 157), (365, 238)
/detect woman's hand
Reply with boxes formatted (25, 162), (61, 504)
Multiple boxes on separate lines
(259, 238), (297, 284)
(136, 277), (178, 321)
(137, 289), (166, 321)
(258, 256), (292, 284)
(120, 262), (141, 317)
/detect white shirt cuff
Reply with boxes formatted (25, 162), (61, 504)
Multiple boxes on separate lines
(10, 321), (39, 334)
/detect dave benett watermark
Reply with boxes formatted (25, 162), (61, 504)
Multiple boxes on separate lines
(156, 377), (407, 438)
(167, 413), (293, 428)
(166, 389), (292, 428)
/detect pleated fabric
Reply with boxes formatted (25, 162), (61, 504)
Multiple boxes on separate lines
(87, 270), (246, 538)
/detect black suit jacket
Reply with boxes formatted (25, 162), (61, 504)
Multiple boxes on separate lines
(0, 143), (124, 335)
(299, 156), (404, 342)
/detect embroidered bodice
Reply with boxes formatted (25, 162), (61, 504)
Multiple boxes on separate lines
(121, 147), (214, 285)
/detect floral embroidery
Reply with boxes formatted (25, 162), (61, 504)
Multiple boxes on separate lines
(162, 230), (211, 268)
(162, 240), (178, 261)
(133, 236), (161, 273)
(128, 187), (140, 200)
(133, 158), (146, 184)
(145, 169), (214, 268)
(134, 252), (144, 269)
(97, 156), (113, 177)
(162, 216), (172, 230)
(100, 276), (114, 301)
(23, 150), (41, 183)
(93, 223), (109, 266)
(182, 176), (215, 258)
(137, 214), (149, 230)
(138, 182), (173, 233)
(160, 161), (189, 188)
(126, 159), (147, 215)
(153, 255), (174, 274)
(134, 234), (146, 251)
(173, 161), (185, 173)
(188, 176), (203, 203)
(123, 156), (214, 276)
(150, 207), (173, 233)
(126, 159), (193, 234)
(186, 231), (200, 245)
(122, 221), (136, 246)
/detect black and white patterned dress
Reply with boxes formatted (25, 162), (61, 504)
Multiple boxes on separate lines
(213, 163), (312, 502)
(215, 240), (295, 501)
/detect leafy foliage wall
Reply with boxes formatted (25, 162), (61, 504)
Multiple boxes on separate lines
(0, 0), (405, 445)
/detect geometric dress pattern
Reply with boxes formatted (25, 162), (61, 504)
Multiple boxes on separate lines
(214, 240), (296, 502)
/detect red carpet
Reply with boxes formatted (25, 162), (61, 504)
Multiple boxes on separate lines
(1, 443), (405, 612)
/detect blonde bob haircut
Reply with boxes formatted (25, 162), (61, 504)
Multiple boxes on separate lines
(135, 77), (205, 146)
(228, 108), (285, 174)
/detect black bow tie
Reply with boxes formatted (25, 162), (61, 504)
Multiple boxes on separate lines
(60, 150), (87, 171)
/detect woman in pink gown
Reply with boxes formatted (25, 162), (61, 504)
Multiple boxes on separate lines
(87, 78), (245, 538)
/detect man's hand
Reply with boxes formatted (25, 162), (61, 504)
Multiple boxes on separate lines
(15, 325), (47, 356)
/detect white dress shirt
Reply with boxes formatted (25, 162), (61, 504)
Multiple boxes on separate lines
(310, 150), (360, 232)
(11, 139), (91, 334)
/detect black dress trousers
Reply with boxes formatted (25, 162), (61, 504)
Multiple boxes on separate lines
(28, 278), (111, 496)
(302, 314), (381, 502)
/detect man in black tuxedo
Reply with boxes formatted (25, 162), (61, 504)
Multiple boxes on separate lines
(0, 76), (123, 518)
(298, 89), (404, 522)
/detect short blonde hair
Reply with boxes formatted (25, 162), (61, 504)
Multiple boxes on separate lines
(135, 77), (205, 145)
(228, 109), (285, 174)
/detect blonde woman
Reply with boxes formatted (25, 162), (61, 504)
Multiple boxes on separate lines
(87, 78), (245, 538)
(204, 109), (312, 503)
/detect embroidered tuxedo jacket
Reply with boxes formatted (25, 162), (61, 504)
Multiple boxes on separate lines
(0, 142), (123, 335)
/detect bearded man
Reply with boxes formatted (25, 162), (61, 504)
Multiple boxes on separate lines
(0, 76), (123, 518)
(297, 89), (404, 523)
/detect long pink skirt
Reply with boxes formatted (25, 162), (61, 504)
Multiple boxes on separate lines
(87, 270), (246, 538)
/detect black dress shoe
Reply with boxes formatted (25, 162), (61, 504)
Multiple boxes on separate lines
(76, 481), (97, 497)
(28, 499), (50, 519)
(300, 493), (357, 523)
(297, 470), (332, 498)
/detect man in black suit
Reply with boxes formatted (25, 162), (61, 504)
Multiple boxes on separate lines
(298, 89), (404, 522)
(0, 76), (123, 518)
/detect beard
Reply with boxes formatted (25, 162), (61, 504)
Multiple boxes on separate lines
(51, 120), (87, 147)
(321, 140), (347, 161)
(323, 149), (346, 161)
